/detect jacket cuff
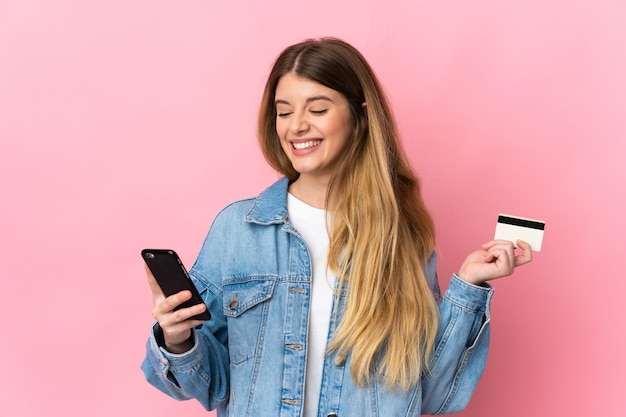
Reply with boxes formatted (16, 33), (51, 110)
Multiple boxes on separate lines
(445, 274), (494, 312)
(149, 322), (202, 369)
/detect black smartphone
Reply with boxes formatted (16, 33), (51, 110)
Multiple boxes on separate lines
(141, 249), (211, 321)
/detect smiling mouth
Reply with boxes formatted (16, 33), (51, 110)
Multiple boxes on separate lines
(292, 140), (322, 150)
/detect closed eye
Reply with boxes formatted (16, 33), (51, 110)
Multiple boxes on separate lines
(310, 109), (328, 115)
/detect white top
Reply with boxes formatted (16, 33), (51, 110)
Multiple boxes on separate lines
(287, 193), (335, 417)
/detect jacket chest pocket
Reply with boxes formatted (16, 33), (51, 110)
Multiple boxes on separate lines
(223, 278), (276, 365)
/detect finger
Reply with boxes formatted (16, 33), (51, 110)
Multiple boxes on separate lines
(481, 241), (502, 263)
(482, 239), (517, 250)
(156, 290), (193, 315)
(485, 240), (515, 260)
(481, 240), (497, 250)
(488, 244), (516, 275)
(155, 303), (208, 331)
(171, 303), (208, 323)
(145, 264), (166, 302)
(514, 239), (533, 266)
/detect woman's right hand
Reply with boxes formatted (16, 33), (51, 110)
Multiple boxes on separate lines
(146, 264), (209, 354)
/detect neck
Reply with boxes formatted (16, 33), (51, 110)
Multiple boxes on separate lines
(288, 175), (332, 210)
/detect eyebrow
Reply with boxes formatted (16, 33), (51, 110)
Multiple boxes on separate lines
(274, 95), (335, 106)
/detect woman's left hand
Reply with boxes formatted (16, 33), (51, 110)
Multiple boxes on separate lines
(457, 240), (533, 285)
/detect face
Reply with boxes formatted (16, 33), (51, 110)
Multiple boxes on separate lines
(274, 72), (353, 183)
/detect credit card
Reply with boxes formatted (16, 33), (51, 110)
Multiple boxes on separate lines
(494, 214), (545, 251)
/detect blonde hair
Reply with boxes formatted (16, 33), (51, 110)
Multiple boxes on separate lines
(258, 38), (438, 391)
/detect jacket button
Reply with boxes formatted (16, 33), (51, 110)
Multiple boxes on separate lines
(327, 414), (338, 417)
(229, 293), (238, 309)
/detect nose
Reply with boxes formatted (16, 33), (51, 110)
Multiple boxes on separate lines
(289, 111), (309, 135)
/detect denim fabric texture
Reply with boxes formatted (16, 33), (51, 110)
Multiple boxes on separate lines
(141, 177), (494, 417)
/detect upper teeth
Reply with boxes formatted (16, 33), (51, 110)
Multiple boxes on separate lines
(293, 140), (321, 150)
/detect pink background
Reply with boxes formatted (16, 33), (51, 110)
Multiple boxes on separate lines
(1, 1), (624, 416)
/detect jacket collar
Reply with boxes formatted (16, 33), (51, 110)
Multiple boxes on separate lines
(244, 177), (290, 225)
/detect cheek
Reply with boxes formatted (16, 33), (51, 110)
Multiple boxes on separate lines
(332, 118), (354, 147)
(275, 118), (288, 139)
(275, 124), (291, 151)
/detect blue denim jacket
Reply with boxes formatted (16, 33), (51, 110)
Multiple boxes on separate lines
(141, 177), (494, 417)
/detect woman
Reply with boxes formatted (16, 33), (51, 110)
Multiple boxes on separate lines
(141, 37), (532, 417)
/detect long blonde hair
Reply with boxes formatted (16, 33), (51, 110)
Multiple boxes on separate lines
(258, 38), (438, 391)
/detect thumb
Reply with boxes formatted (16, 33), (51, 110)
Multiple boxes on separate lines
(145, 263), (165, 302)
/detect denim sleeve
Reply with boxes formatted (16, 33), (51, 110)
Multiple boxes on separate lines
(421, 274), (494, 415)
(424, 252), (442, 302)
(140, 206), (239, 411)
(140, 315), (229, 410)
